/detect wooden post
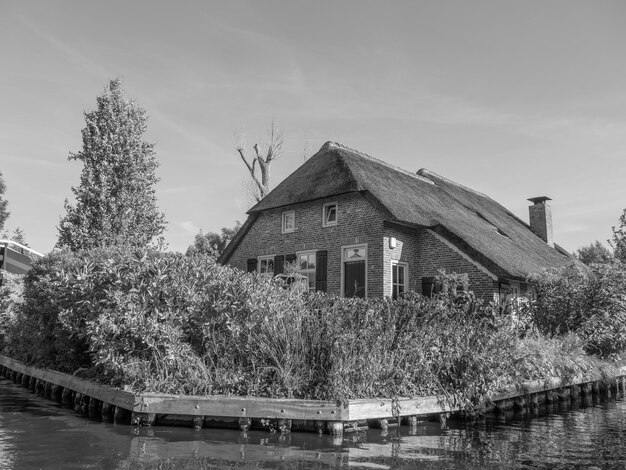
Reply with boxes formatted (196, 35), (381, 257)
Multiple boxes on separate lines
(35, 379), (45, 395)
(101, 403), (114, 422)
(74, 392), (83, 412)
(88, 398), (102, 420)
(113, 406), (131, 425)
(315, 420), (325, 434)
(21, 374), (30, 388)
(28, 376), (37, 392)
(407, 415), (418, 435)
(44, 382), (53, 399)
(592, 381), (600, 395)
(51, 385), (62, 403)
(327, 421), (343, 436)
(62, 388), (74, 406)
(439, 413), (448, 429)
(513, 397), (526, 410)
(14, 372), (21, 383)
(238, 417), (251, 432)
(80, 395), (90, 416)
(192, 416), (203, 430)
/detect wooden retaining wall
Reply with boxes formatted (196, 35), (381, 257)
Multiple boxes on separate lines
(1, 355), (624, 436)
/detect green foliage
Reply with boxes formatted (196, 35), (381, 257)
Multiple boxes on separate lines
(1, 253), (621, 414)
(611, 209), (626, 263)
(57, 78), (166, 251)
(0, 171), (9, 233)
(1, 227), (28, 247)
(528, 261), (626, 357)
(576, 241), (612, 265)
(0, 272), (24, 352)
(186, 221), (242, 257)
(9, 227), (27, 246)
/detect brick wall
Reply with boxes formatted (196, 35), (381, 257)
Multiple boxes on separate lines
(415, 229), (497, 299)
(383, 224), (420, 297)
(227, 195), (498, 300)
(227, 193), (386, 297)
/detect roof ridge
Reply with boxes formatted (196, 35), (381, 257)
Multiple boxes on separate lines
(322, 141), (434, 185)
(417, 168), (489, 198)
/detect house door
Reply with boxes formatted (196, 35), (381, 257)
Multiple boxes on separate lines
(344, 260), (366, 298)
(342, 244), (367, 298)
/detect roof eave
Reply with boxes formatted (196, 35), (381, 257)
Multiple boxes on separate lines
(217, 213), (260, 265)
(247, 190), (363, 215)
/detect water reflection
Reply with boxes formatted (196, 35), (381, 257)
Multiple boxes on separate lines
(1, 377), (625, 469)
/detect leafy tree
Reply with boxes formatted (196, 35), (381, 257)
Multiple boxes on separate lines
(186, 222), (242, 257)
(235, 119), (283, 203)
(0, 171), (9, 233)
(576, 241), (612, 265)
(57, 79), (166, 251)
(9, 227), (28, 246)
(611, 209), (626, 264)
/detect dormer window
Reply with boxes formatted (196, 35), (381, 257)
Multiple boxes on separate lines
(282, 210), (295, 233)
(323, 202), (338, 227)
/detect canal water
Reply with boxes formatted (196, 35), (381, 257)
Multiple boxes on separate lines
(1, 377), (626, 469)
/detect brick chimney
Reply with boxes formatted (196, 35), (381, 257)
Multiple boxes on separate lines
(528, 196), (554, 247)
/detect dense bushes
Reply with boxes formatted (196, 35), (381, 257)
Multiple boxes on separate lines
(527, 261), (626, 358)
(0, 249), (622, 414)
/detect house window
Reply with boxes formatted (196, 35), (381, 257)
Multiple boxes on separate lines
(297, 251), (316, 292)
(282, 211), (295, 233)
(322, 202), (338, 227)
(422, 276), (440, 298)
(258, 256), (274, 275)
(391, 261), (408, 300)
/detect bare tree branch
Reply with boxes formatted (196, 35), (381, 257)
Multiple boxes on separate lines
(234, 119), (284, 202)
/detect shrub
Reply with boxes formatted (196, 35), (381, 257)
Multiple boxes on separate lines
(0, 249), (622, 414)
(528, 261), (626, 357)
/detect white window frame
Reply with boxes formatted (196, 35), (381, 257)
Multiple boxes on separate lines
(340, 243), (368, 298)
(322, 202), (338, 227)
(282, 210), (295, 234)
(391, 260), (408, 300)
(258, 255), (275, 275)
(296, 250), (317, 292)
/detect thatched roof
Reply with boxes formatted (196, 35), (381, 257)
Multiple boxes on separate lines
(225, 142), (573, 279)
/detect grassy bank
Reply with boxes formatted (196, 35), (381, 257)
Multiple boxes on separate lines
(0, 247), (622, 414)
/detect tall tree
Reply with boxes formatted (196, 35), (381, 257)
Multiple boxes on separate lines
(9, 227), (28, 246)
(611, 209), (626, 263)
(576, 241), (612, 265)
(186, 222), (242, 257)
(57, 79), (166, 251)
(235, 119), (283, 203)
(0, 171), (9, 233)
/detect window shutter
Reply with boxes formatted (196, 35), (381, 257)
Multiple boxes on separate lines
(274, 255), (285, 276)
(315, 250), (328, 292)
(247, 258), (258, 273)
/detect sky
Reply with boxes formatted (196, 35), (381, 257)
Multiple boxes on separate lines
(1, 0), (625, 255)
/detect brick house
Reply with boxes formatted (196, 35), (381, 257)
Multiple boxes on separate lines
(0, 240), (43, 286)
(218, 142), (574, 301)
